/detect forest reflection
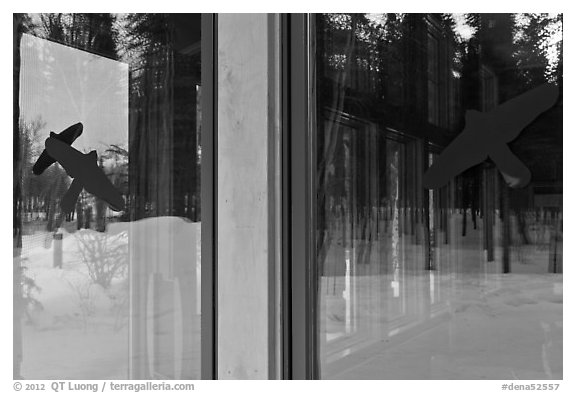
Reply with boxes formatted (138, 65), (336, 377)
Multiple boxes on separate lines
(315, 13), (562, 379)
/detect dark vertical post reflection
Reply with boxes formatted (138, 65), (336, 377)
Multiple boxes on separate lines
(502, 177), (511, 273)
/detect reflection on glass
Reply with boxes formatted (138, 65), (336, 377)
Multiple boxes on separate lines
(316, 13), (562, 379)
(13, 14), (203, 379)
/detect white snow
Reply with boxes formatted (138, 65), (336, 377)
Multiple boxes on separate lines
(15, 210), (562, 380)
(319, 211), (562, 379)
(16, 216), (201, 380)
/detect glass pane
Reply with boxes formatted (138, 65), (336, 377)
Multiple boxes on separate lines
(315, 13), (562, 379)
(14, 13), (203, 379)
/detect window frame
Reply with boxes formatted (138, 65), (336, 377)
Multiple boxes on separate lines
(282, 13), (319, 380)
(200, 12), (217, 380)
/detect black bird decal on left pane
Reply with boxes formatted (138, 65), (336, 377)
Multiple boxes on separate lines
(32, 122), (83, 175)
(32, 122), (125, 214)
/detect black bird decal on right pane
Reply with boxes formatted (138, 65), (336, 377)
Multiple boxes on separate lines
(423, 83), (559, 190)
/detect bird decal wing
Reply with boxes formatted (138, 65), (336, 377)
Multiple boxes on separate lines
(44, 136), (125, 212)
(423, 83), (559, 190)
(32, 122), (83, 175)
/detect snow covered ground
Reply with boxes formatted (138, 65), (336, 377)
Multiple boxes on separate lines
(320, 272), (562, 379)
(319, 212), (563, 379)
(18, 225), (130, 379)
(16, 217), (201, 380)
(15, 210), (562, 380)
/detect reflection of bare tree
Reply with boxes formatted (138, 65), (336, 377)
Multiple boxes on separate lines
(19, 117), (44, 187)
(39, 14), (118, 60)
(103, 145), (129, 191)
(19, 262), (44, 324)
(316, 14), (428, 273)
(101, 144), (129, 222)
(123, 14), (202, 221)
(66, 278), (96, 332)
(316, 14), (358, 275)
(107, 279), (129, 332)
(75, 231), (128, 289)
(18, 117), (73, 232)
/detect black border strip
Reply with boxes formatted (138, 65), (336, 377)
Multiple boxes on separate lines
(281, 13), (292, 380)
(201, 12), (217, 380)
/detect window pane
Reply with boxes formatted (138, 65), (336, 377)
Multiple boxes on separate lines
(14, 13), (204, 379)
(315, 13), (562, 379)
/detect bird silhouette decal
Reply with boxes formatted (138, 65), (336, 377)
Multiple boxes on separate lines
(33, 122), (83, 175)
(33, 122), (125, 214)
(423, 83), (559, 190)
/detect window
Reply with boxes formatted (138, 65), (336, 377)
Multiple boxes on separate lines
(13, 13), (213, 380)
(303, 13), (563, 379)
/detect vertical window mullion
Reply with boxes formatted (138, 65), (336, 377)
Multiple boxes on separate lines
(287, 13), (319, 380)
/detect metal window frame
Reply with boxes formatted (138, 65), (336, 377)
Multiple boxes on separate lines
(201, 12), (217, 380)
(282, 13), (319, 380)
